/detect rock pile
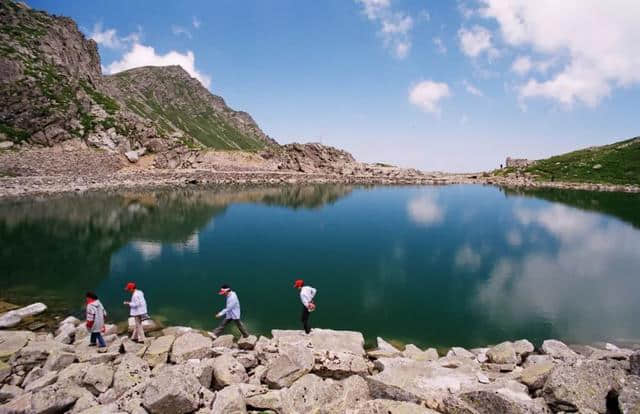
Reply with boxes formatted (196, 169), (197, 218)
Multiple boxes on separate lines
(1, 307), (640, 413)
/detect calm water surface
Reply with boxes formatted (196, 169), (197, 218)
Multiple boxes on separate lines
(1, 184), (640, 348)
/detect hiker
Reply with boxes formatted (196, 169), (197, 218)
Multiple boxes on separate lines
(294, 279), (316, 334)
(85, 291), (107, 349)
(212, 284), (250, 338)
(124, 282), (148, 343)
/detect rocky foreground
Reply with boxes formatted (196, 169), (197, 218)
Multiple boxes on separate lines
(1, 304), (640, 413)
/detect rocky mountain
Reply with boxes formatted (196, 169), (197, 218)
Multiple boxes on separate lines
(0, 0), (275, 156)
(102, 65), (277, 150)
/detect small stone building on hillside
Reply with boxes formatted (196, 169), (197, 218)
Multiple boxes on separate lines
(505, 157), (535, 168)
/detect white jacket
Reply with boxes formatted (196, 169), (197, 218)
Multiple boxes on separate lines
(300, 286), (316, 308)
(129, 290), (148, 316)
(217, 291), (241, 320)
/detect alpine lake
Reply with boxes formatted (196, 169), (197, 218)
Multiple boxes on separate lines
(2, 184), (640, 350)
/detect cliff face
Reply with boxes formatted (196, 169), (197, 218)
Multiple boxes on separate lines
(103, 65), (277, 150)
(0, 1), (275, 154)
(0, 1), (169, 153)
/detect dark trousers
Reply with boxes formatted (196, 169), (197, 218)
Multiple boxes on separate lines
(213, 318), (249, 338)
(301, 306), (311, 334)
(90, 332), (106, 347)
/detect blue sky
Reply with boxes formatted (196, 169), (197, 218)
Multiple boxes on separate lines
(28, 0), (640, 171)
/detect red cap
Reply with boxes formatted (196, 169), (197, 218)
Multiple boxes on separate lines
(218, 288), (230, 295)
(294, 279), (304, 288)
(125, 282), (136, 291)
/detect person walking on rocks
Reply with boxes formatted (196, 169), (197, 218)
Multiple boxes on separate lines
(212, 284), (250, 338)
(294, 279), (316, 334)
(124, 282), (147, 343)
(85, 291), (107, 349)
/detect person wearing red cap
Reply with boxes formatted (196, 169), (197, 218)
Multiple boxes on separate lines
(212, 284), (249, 338)
(294, 279), (316, 334)
(124, 282), (148, 343)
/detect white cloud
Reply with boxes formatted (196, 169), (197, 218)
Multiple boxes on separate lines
(105, 43), (211, 88)
(192, 16), (201, 29)
(511, 55), (532, 75)
(132, 241), (162, 261)
(454, 244), (482, 271)
(408, 80), (451, 114)
(356, 0), (415, 59)
(460, 114), (469, 125)
(458, 25), (499, 58)
(89, 23), (122, 49)
(506, 229), (522, 246)
(407, 194), (445, 226)
(462, 79), (483, 96)
(480, 0), (640, 107)
(171, 25), (192, 39)
(433, 37), (447, 54)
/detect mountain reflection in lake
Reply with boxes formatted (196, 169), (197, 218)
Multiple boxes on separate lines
(1, 185), (639, 348)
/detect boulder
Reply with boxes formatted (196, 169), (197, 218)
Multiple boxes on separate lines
(618, 375), (640, 414)
(211, 385), (247, 414)
(367, 337), (402, 359)
(113, 354), (151, 397)
(233, 351), (258, 369)
(630, 351), (640, 376)
(486, 341), (518, 365)
(114, 381), (149, 414)
(125, 151), (139, 163)
(264, 343), (314, 389)
(348, 399), (440, 413)
(143, 335), (175, 367)
(175, 358), (215, 388)
(541, 339), (579, 362)
(520, 361), (554, 391)
(142, 369), (201, 414)
(120, 337), (148, 356)
(212, 354), (248, 387)
(59, 316), (82, 326)
(24, 371), (58, 393)
(0, 331), (34, 359)
(281, 374), (370, 414)
(59, 363), (92, 385)
(403, 344), (439, 362)
(0, 312), (21, 329)
(0, 384), (24, 403)
(13, 303), (47, 318)
(238, 335), (258, 350)
(211, 334), (235, 348)
(240, 384), (282, 412)
(30, 383), (86, 414)
(272, 329), (365, 355)
(366, 357), (479, 404)
(513, 339), (535, 356)
(0, 392), (33, 413)
(313, 350), (369, 379)
(447, 347), (476, 359)
(44, 350), (76, 371)
(170, 332), (213, 364)
(443, 388), (551, 414)
(542, 360), (624, 413)
(54, 323), (76, 344)
(82, 363), (114, 395)
(0, 141), (14, 150)
(161, 326), (194, 337)
(523, 355), (554, 368)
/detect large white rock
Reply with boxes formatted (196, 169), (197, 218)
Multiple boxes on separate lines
(44, 350), (76, 371)
(55, 323), (76, 344)
(212, 354), (248, 387)
(113, 354), (151, 397)
(348, 399), (441, 414)
(0, 330), (34, 358)
(211, 385), (247, 414)
(170, 332), (213, 364)
(142, 368), (201, 414)
(264, 343), (314, 389)
(0, 312), (21, 328)
(127, 317), (160, 333)
(541, 339), (580, 362)
(486, 341), (518, 364)
(125, 151), (139, 163)
(272, 329), (365, 355)
(82, 363), (114, 395)
(403, 344), (439, 362)
(313, 350), (369, 379)
(281, 374), (370, 414)
(13, 303), (47, 318)
(143, 335), (175, 367)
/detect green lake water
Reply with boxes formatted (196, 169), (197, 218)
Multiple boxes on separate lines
(1, 184), (640, 349)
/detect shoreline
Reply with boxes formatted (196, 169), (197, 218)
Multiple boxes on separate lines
(1, 302), (640, 413)
(1, 169), (639, 201)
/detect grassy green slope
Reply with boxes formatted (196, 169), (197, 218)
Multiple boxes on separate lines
(108, 68), (269, 151)
(505, 137), (640, 185)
